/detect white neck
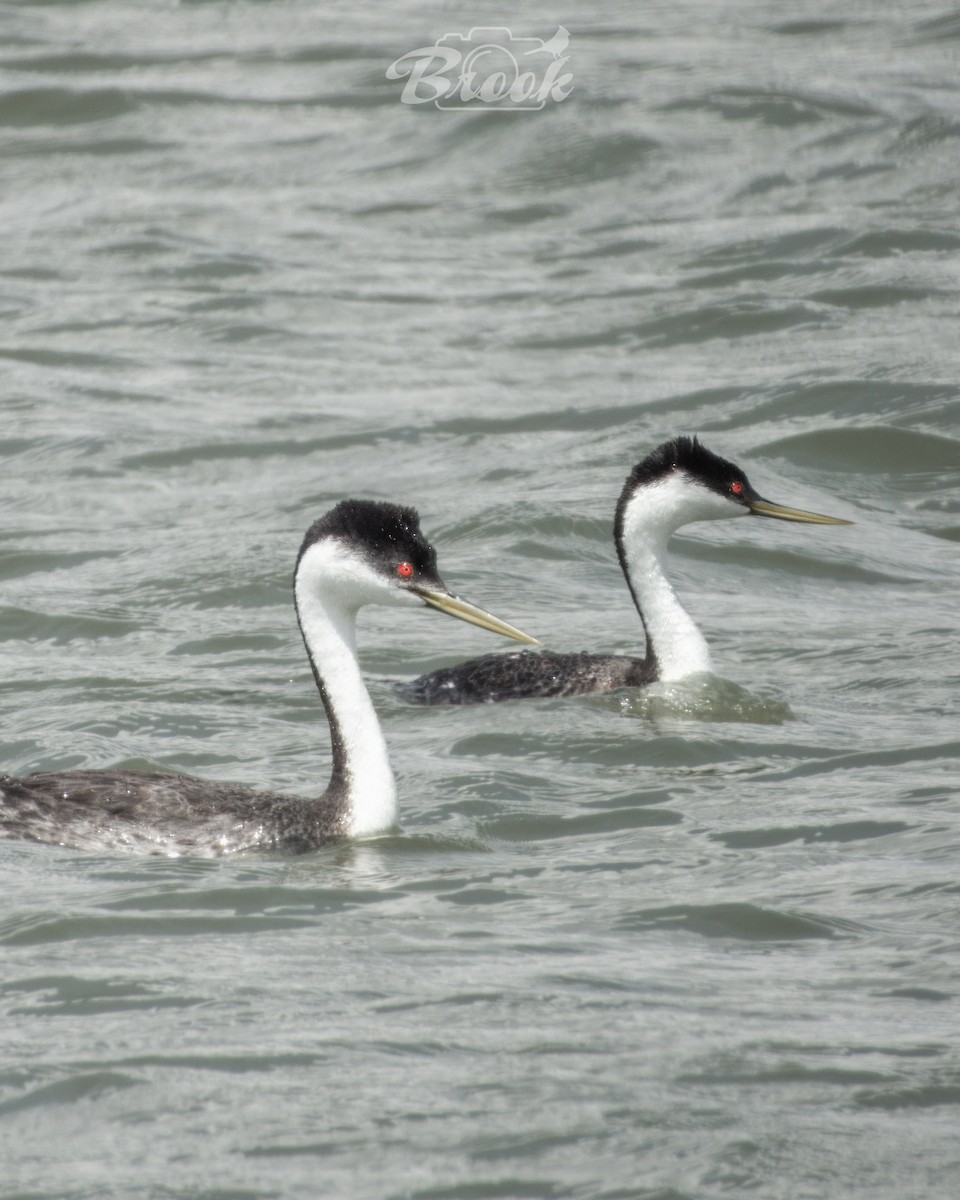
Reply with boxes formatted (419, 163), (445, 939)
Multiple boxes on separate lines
(623, 538), (712, 679)
(294, 577), (398, 838)
(618, 474), (740, 680)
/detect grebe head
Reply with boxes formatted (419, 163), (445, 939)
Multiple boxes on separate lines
(616, 436), (852, 548)
(296, 499), (540, 641)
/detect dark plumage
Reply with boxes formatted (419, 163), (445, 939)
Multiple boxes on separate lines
(299, 500), (439, 580)
(0, 770), (338, 855)
(400, 649), (655, 705)
(616, 435), (752, 497)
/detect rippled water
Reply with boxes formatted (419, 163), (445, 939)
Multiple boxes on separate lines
(2, 3), (959, 1198)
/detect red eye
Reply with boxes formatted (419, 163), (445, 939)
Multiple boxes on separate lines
(731, 481), (744, 496)
(397, 562), (414, 578)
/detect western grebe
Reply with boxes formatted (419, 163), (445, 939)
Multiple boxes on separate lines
(0, 500), (539, 856)
(401, 436), (851, 706)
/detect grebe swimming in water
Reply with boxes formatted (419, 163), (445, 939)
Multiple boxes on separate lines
(0, 500), (538, 856)
(401, 437), (851, 705)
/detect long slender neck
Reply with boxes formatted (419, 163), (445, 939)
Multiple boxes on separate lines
(618, 505), (712, 682)
(294, 582), (397, 838)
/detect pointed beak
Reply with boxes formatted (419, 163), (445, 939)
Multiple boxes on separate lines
(411, 585), (541, 646)
(747, 498), (853, 525)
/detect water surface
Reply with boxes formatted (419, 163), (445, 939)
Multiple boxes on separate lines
(1, 3), (959, 1198)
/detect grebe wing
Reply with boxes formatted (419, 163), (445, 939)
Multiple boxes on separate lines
(399, 649), (653, 706)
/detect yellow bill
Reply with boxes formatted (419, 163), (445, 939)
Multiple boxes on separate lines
(748, 499), (853, 525)
(413, 586), (541, 646)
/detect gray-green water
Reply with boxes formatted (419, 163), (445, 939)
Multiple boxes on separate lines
(2, 3), (959, 1197)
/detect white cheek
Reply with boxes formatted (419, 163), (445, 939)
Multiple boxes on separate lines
(298, 540), (404, 608)
(392, 585), (424, 610)
(629, 473), (745, 532)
